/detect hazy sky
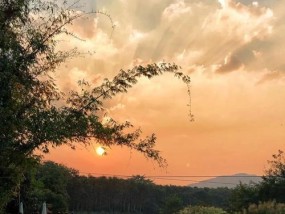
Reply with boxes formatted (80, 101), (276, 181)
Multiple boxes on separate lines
(45, 0), (285, 185)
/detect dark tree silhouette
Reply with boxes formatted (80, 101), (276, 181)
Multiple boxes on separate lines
(0, 0), (191, 210)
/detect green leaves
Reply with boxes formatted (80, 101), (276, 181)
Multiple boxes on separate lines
(0, 0), (192, 210)
(72, 63), (190, 113)
(178, 205), (227, 214)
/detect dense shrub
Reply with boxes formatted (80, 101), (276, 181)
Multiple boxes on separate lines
(178, 205), (227, 214)
(238, 201), (285, 214)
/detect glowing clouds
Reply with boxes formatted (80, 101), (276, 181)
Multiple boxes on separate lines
(218, 0), (227, 9)
(162, 0), (191, 21)
(204, 0), (274, 46)
(129, 30), (145, 43)
(216, 53), (243, 74)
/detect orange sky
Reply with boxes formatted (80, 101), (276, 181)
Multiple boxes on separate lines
(45, 0), (285, 185)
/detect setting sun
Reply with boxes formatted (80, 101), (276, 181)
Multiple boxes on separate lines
(96, 146), (106, 156)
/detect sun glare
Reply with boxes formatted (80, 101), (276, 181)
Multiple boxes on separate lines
(218, 0), (226, 8)
(96, 146), (106, 156)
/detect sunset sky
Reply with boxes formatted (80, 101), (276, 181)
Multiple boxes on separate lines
(45, 0), (285, 185)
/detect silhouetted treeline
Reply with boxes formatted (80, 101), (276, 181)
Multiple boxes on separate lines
(67, 175), (231, 213)
(6, 161), (232, 213)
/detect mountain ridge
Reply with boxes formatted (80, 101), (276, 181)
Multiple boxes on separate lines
(189, 173), (262, 188)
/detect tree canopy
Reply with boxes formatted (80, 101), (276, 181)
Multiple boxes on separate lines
(229, 150), (285, 212)
(0, 0), (191, 211)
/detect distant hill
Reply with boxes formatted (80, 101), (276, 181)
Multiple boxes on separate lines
(189, 173), (262, 188)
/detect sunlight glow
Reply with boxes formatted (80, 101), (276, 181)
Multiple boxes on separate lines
(96, 146), (106, 156)
(218, 0), (226, 8)
(252, 1), (258, 7)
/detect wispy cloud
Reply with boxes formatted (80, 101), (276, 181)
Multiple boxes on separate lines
(162, 0), (191, 21)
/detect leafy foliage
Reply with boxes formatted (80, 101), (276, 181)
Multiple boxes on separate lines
(258, 150), (285, 202)
(160, 194), (184, 214)
(237, 201), (285, 214)
(229, 150), (285, 213)
(0, 0), (192, 211)
(229, 183), (259, 212)
(177, 205), (227, 214)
